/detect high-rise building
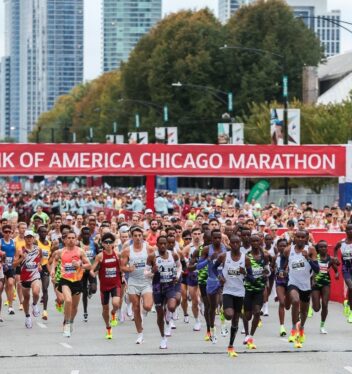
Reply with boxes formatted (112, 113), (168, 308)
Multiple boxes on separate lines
(102, 0), (162, 72)
(218, 0), (255, 23)
(0, 56), (11, 140)
(286, 0), (340, 57)
(0, 0), (84, 143)
(218, 0), (341, 58)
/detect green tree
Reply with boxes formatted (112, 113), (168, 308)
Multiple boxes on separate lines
(223, 0), (323, 115)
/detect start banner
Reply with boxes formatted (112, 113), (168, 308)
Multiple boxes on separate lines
(0, 144), (346, 177)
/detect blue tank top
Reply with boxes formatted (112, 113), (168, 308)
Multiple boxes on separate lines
(207, 243), (227, 280)
(1, 238), (16, 268)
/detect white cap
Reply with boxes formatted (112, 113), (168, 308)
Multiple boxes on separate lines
(66, 215), (74, 220)
(258, 221), (266, 226)
(118, 213), (125, 219)
(24, 230), (35, 237)
(145, 209), (153, 214)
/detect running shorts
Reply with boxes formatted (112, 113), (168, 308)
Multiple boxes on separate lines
(58, 278), (83, 295)
(287, 285), (311, 303)
(222, 294), (244, 313)
(100, 287), (121, 305)
(244, 290), (264, 312)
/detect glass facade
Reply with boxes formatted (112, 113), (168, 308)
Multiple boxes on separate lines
(103, 0), (162, 72)
(1, 0), (84, 142)
(218, 0), (255, 23)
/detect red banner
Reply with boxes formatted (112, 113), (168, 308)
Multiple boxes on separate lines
(0, 144), (345, 176)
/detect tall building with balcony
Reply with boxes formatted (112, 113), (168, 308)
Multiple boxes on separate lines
(0, 56), (11, 140)
(102, 0), (162, 72)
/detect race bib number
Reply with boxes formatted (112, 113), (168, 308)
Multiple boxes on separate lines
(292, 260), (305, 271)
(133, 259), (145, 269)
(5, 257), (13, 266)
(25, 261), (37, 270)
(319, 262), (329, 274)
(42, 250), (49, 259)
(253, 267), (263, 279)
(227, 266), (241, 277)
(343, 250), (352, 261)
(105, 267), (116, 278)
(64, 263), (75, 274)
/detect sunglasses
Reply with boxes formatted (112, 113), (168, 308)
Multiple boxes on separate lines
(103, 240), (114, 245)
(184, 237), (192, 240)
(3, 230), (11, 234)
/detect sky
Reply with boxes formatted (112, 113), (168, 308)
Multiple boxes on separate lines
(0, 0), (351, 81)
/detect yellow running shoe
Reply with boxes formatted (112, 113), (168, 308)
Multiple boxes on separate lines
(110, 312), (118, 327)
(204, 331), (211, 341)
(308, 306), (313, 318)
(294, 334), (302, 348)
(42, 310), (48, 320)
(227, 347), (238, 357)
(4, 300), (9, 306)
(247, 338), (256, 350)
(348, 311), (352, 324)
(258, 319), (263, 328)
(105, 327), (113, 340)
(288, 329), (296, 343)
(343, 300), (349, 317)
(279, 326), (287, 337)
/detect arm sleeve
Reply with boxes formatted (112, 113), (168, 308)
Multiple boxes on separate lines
(308, 259), (320, 274)
(196, 258), (208, 270)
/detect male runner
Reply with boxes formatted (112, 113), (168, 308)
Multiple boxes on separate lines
(79, 226), (99, 322)
(120, 226), (155, 344)
(334, 224), (352, 323)
(280, 230), (319, 348)
(147, 235), (180, 349)
(215, 234), (252, 357)
(90, 232), (121, 339)
(37, 225), (51, 320)
(51, 230), (91, 337)
(14, 230), (42, 328)
(0, 225), (16, 314)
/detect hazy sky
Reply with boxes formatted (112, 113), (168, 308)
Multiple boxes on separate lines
(0, 0), (351, 81)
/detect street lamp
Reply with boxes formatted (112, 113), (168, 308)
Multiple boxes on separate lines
(171, 81), (233, 111)
(221, 44), (289, 196)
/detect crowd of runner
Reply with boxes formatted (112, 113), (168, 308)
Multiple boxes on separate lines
(0, 187), (352, 356)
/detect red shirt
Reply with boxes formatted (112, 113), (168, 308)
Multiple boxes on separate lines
(98, 251), (121, 291)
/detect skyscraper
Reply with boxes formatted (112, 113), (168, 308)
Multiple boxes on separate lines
(218, 0), (255, 23)
(102, 0), (162, 72)
(218, 0), (341, 58)
(0, 0), (84, 143)
(286, 0), (340, 57)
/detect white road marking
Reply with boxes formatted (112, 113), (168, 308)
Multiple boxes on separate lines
(344, 367), (352, 373)
(60, 342), (72, 349)
(280, 338), (288, 342)
(36, 322), (47, 329)
(71, 371), (79, 374)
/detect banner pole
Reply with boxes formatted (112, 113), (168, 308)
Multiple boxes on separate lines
(146, 175), (155, 210)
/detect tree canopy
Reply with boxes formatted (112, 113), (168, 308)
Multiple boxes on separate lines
(32, 0), (326, 145)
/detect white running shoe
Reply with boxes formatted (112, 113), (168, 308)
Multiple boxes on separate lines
(172, 310), (179, 320)
(241, 327), (246, 334)
(135, 333), (144, 344)
(63, 323), (71, 337)
(170, 319), (176, 329)
(184, 315), (190, 324)
(127, 303), (133, 318)
(165, 323), (172, 337)
(262, 302), (269, 316)
(320, 327), (328, 334)
(32, 304), (40, 318)
(8, 307), (15, 315)
(193, 320), (201, 331)
(221, 326), (229, 337)
(25, 316), (32, 329)
(0, 315), (3, 322)
(211, 334), (218, 344)
(160, 337), (167, 349)
(243, 335), (250, 345)
(165, 309), (172, 323)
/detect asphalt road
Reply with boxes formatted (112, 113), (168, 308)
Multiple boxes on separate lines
(1, 289), (352, 374)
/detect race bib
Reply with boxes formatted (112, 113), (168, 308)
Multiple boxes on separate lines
(42, 250), (49, 259)
(292, 260), (305, 271)
(5, 257), (13, 266)
(319, 262), (329, 274)
(253, 267), (263, 279)
(227, 266), (241, 277)
(64, 263), (75, 274)
(25, 261), (37, 270)
(105, 267), (116, 278)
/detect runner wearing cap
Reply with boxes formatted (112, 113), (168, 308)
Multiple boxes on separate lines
(13, 230), (42, 329)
